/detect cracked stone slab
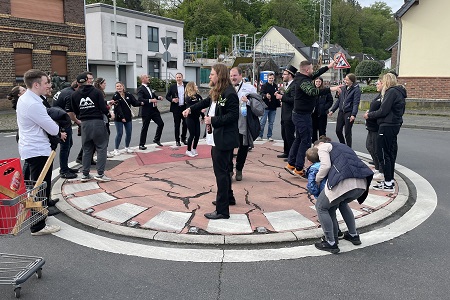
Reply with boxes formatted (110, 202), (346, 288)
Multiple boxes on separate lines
(64, 182), (100, 195)
(265, 209), (316, 231)
(93, 203), (147, 223)
(206, 214), (253, 234)
(70, 192), (116, 210)
(362, 194), (391, 208)
(141, 211), (192, 233)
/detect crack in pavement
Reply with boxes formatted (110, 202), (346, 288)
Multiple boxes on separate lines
(143, 173), (189, 189)
(166, 190), (212, 208)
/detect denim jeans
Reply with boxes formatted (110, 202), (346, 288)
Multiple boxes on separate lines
(115, 121), (132, 149)
(288, 112), (312, 170)
(259, 109), (276, 139)
(59, 126), (73, 174)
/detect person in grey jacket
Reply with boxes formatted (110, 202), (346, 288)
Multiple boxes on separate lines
(229, 67), (265, 181)
(329, 73), (361, 148)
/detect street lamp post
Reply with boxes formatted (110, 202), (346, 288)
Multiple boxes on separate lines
(252, 32), (262, 88)
(113, 0), (119, 82)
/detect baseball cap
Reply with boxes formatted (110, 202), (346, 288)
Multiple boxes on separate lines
(76, 72), (89, 84)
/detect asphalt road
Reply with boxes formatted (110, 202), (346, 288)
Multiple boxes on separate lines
(1, 112), (449, 299)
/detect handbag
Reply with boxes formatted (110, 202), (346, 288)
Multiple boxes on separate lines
(121, 94), (135, 117)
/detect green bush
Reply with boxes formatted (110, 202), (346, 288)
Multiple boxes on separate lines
(361, 85), (378, 93)
(355, 60), (383, 84)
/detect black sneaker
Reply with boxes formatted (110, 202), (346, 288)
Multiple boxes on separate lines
(321, 236), (339, 245)
(343, 232), (362, 245)
(61, 172), (77, 179)
(69, 167), (79, 173)
(314, 241), (340, 254)
(337, 229), (344, 239)
(373, 182), (395, 192)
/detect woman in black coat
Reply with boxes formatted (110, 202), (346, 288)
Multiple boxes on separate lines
(311, 77), (333, 143)
(112, 82), (143, 155)
(329, 73), (361, 148)
(184, 81), (204, 157)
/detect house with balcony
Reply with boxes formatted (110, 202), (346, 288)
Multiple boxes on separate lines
(85, 3), (189, 94)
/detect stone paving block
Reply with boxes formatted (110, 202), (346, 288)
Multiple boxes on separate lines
(362, 194), (391, 208)
(141, 210), (192, 233)
(64, 182), (100, 195)
(93, 203), (147, 223)
(70, 192), (116, 210)
(206, 214), (253, 234)
(265, 209), (316, 231)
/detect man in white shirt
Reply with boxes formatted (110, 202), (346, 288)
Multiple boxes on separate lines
(229, 67), (264, 181)
(17, 69), (66, 236)
(166, 73), (187, 146)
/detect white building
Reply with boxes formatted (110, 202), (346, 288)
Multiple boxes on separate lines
(85, 3), (186, 94)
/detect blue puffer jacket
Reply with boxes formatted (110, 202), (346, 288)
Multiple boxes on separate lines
(307, 162), (327, 198)
(327, 142), (374, 204)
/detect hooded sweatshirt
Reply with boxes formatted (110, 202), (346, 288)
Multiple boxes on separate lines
(367, 85), (406, 126)
(70, 85), (109, 121)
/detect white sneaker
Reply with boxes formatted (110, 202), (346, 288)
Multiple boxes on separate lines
(373, 172), (384, 181)
(125, 147), (134, 153)
(256, 137), (262, 141)
(31, 225), (61, 236)
(185, 150), (195, 157)
(268, 137), (274, 142)
(192, 149), (198, 156)
(107, 151), (114, 158)
(113, 149), (120, 156)
(94, 174), (112, 182)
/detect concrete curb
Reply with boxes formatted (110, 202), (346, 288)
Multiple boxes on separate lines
(53, 151), (410, 245)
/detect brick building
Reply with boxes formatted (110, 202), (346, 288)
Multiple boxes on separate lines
(0, 0), (87, 109)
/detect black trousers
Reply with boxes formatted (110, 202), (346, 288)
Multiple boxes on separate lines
(26, 155), (53, 233)
(311, 112), (328, 144)
(335, 111), (354, 148)
(211, 146), (235, 217)
(281, 119), (295, 155)
(377, 125), (400, 182)
(172, 105), (187, 142)
(140, 111), (164, 146)
(186, 117), (200, 151)
(229, 133), (249, 172)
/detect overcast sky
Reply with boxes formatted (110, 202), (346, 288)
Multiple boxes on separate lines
(358, 0), (404, 12)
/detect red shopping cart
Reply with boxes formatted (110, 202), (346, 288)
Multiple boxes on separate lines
(0, 180), (49, 298)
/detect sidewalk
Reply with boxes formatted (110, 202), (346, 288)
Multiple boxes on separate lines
(53, 139), (408, 245)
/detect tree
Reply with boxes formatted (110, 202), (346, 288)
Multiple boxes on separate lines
(354, 60), (383, 84)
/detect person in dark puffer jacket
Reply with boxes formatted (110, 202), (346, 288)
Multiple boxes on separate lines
(313, 139), (374, 254)
(365, 79), (383, 181)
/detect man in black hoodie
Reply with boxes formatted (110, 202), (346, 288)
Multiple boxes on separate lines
(71, 72), (111, 182)
(285, 60), (341, 177)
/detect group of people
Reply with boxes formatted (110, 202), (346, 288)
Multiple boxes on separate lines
(8, 60), (405, 245)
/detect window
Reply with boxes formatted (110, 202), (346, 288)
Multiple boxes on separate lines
(111, 21), (127, 37)
(136, 54), (142, 67)
(11, 0), (64, 23)
(148, 27), (159, 52)
(14, 49), (32, 81)
(135, 25), (141, 39)
(51, 50), (67, 81)
(112, 52), (128, 62)
(167, 60), (177, 69)
(165, 31), (177, 44)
